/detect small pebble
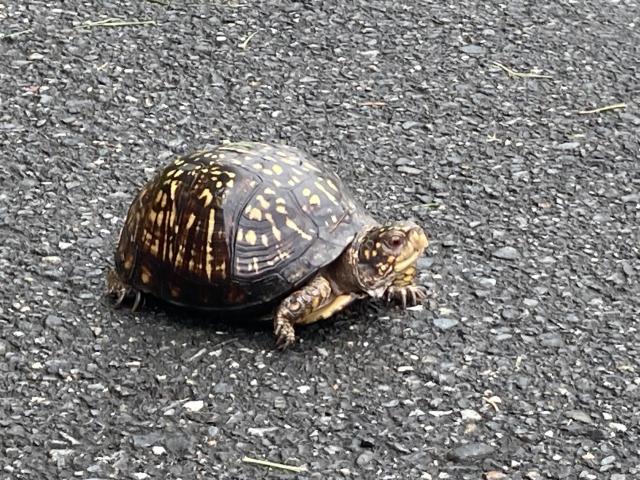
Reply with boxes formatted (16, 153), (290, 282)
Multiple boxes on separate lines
(151, 446), (166, 455)
(492, 246), (520, 260)
(460, 45), (486, 55)
(565, 410), (592, 424)
(447, 442), (494, 462)
(460, 409), (482, 421)
(433, 318), (458, 330)
(183, 400), (204, 412)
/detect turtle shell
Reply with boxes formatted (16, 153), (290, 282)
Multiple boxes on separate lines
(114, 142), (375, 311)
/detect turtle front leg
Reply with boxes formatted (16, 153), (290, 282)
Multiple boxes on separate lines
(384, 265), (428, 309)
(105, 268), (144, 311)
(274, 275), (335, 350)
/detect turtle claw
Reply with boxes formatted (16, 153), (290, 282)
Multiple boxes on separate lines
(385, 285), (428, 308)
(274, 319), (296, 350)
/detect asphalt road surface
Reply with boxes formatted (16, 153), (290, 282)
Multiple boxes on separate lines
(1, 1), (639, 479)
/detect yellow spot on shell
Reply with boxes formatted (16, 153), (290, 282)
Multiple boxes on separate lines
(244, 229), (257, 245)
(256, 195), (270, 209)
(123, 255), (133, 270)
(302, 188), (311, 197)
(276, 205), (287, 214)
(261, 234), (269, 247)
(170, 181), (178, 200)
(186, 213), (197, 230)
(315, 181), (338, 204)
(248, 208), (263, 221)
(252, 162), (263, 170)
(236, 228), (244, 242)
(264, 187), (276, 195)
(252, 257), (259, 272)
(285, 218), (312, 240)
(199, 189), (213, 207)
(272, 164), (283, 175)
(309, 194), (320, 206)
(205, 208), (216, 279)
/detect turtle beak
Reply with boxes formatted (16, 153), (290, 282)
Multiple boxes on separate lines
(393, 225), (428, 273)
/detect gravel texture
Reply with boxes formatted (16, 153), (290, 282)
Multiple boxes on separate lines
(1, 1), (639, 479)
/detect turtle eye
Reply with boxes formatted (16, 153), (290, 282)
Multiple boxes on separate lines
(386, 234), (404, 249)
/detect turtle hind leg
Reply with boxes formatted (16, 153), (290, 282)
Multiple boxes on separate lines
(105, 268), (143, 310)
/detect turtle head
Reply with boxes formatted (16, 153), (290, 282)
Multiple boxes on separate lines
(350, 221), (428, 297)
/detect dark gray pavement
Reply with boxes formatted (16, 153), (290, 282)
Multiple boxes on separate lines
(1, 1), (639, 479)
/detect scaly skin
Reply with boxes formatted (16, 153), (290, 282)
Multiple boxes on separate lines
(274, 275), (334, 349)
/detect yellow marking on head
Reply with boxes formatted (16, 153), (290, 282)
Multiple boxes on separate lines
(375, 242), (381, 249)
(276, 205), (287, 214)
(199, 189), (213, 207)
(261, 234), (269, 247)
(244, 229), (257, 245)
(174, 158), (184, 166)
(371, 249), (377, 257)
(309, 194), (320, 206)
(256, 195), (270, 209)
(363, 249), (370, 260)
(272, 164), (283, 175)
(248, 207), (263, 221)
(205, 208), (216, 279)
(264, 187), (276, 195)
(226, 179), (234, 189)
(215, 180), (223, 189)
(285, 218), (313, 240)
(236, 228), (244, 242)
(170, 181), (178, 200)
(387, 256), (395, 264)
(226, 172), (236, 178)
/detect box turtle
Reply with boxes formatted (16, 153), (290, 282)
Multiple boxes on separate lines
(107, 142), (429, 349)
